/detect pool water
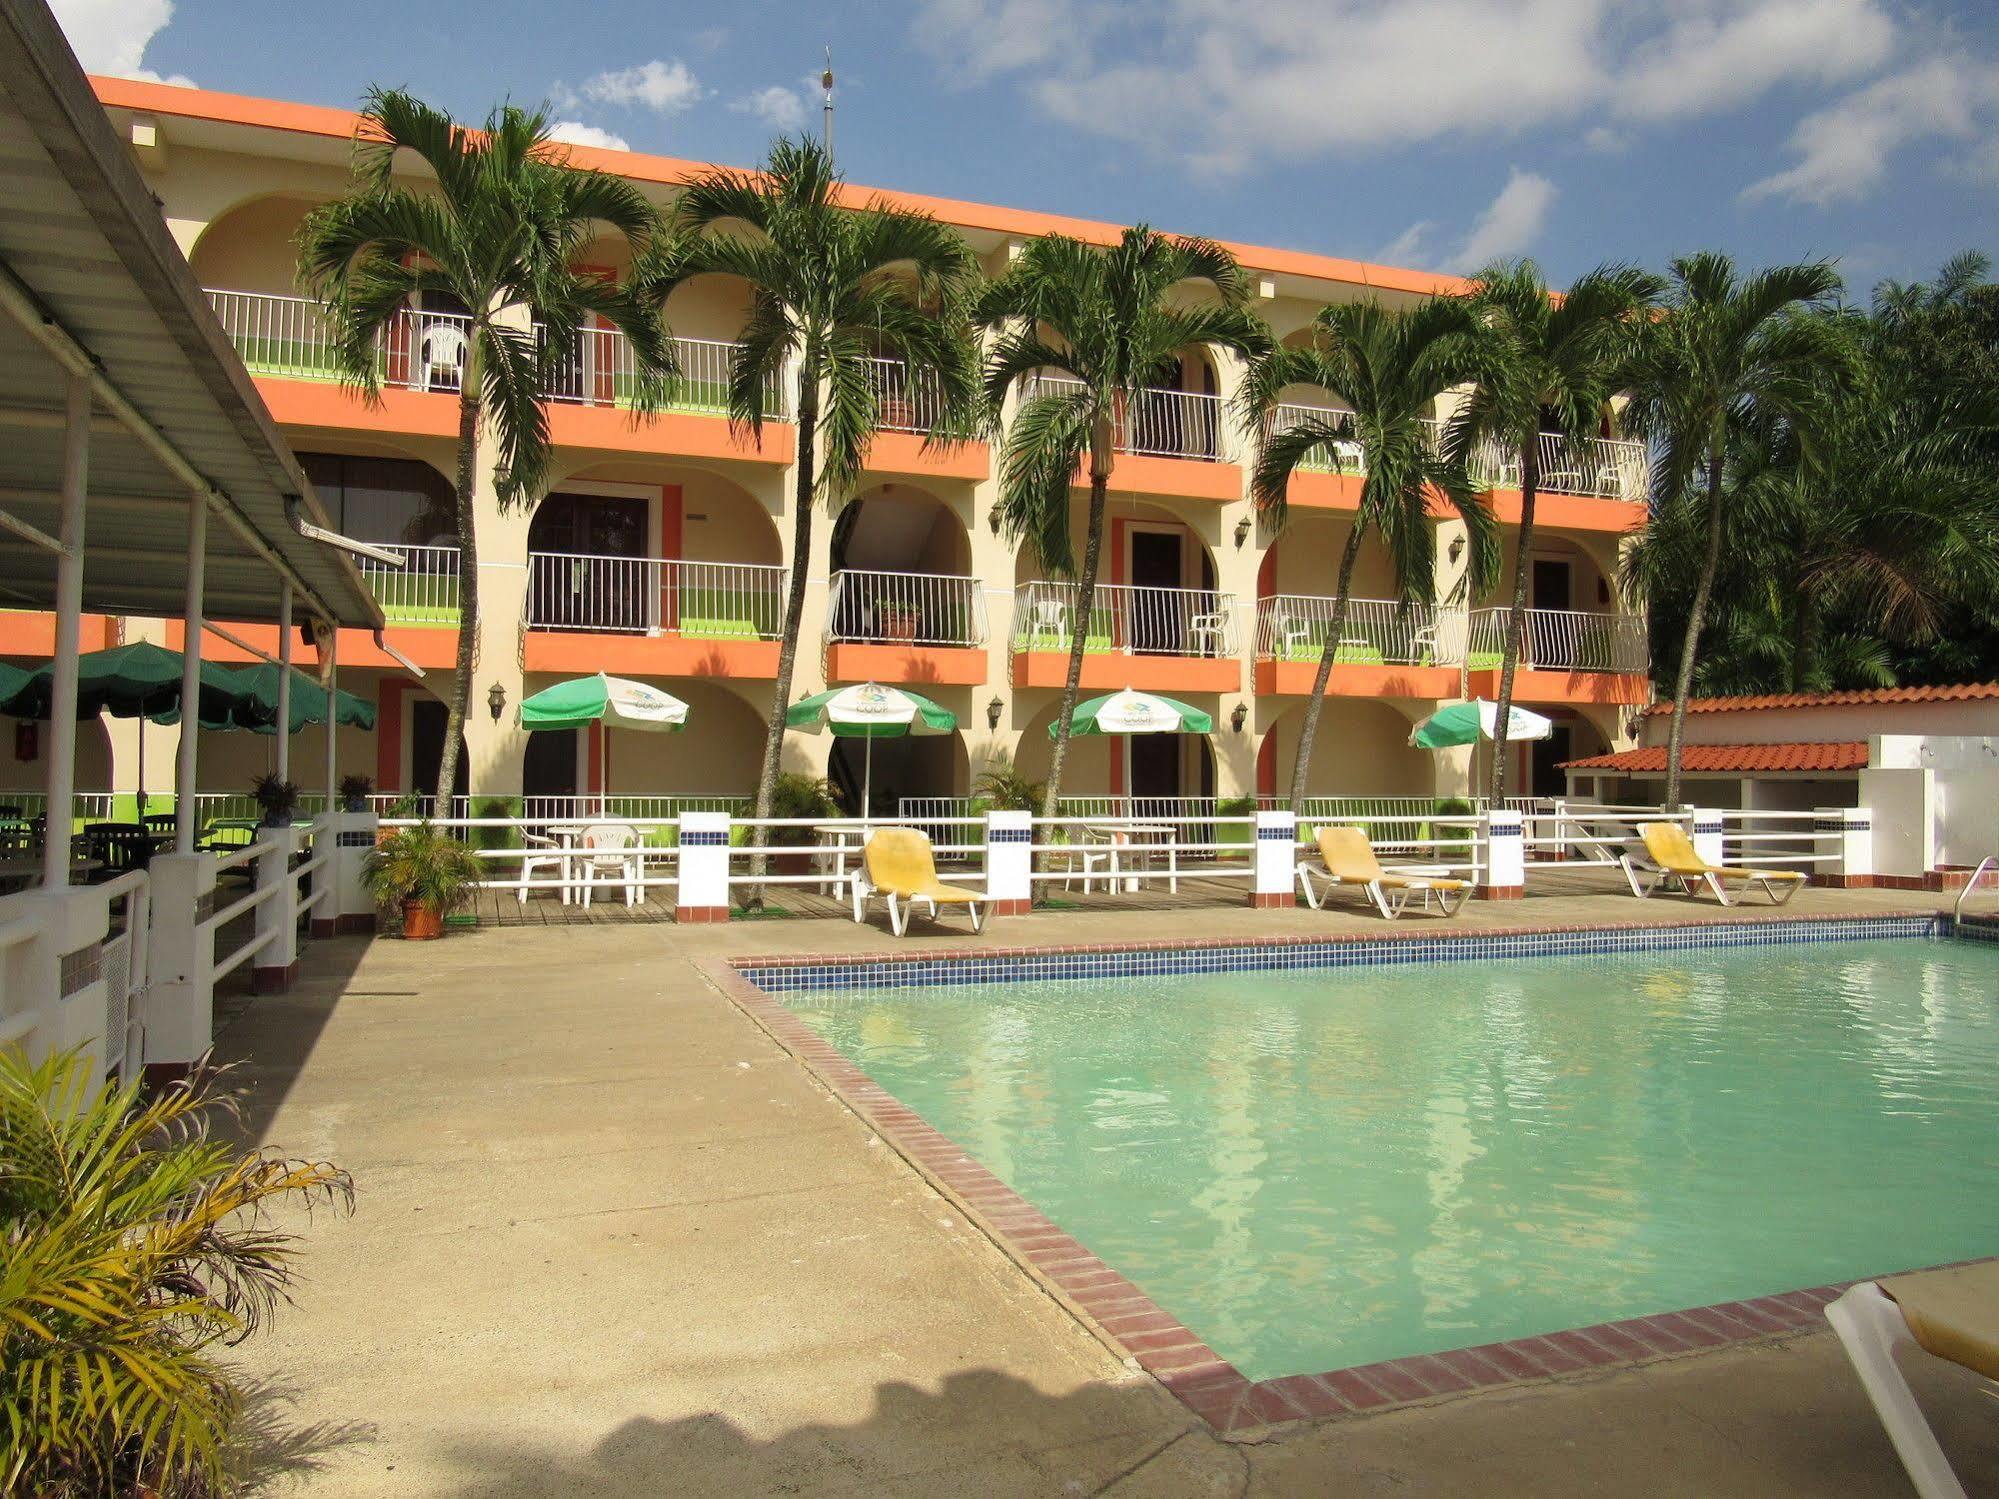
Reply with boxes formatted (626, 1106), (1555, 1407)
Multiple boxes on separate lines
(784, 938), (1999, 1381)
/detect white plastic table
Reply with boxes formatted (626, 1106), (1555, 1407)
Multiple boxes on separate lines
(1081, 822), (1178, 894)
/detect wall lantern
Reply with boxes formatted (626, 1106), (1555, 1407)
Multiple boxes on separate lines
(986, 695), (1004, 730)
(487, 681), (507, 722)
(1448, 535), (1466, 564)
(1230, 701), (1248, 734)
(1234, 514), (1253, 548)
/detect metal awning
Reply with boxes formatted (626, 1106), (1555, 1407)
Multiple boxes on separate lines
(0, 0), (381, 629)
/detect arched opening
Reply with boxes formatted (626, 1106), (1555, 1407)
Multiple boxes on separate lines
(522, 679), (769, 803)
(828, 726), (969, 821)
(1262, 698), (1436, 800)
(1010, 502), (1223, 659)
(189, 194), (321, 296)
(829, 482), (975, 645)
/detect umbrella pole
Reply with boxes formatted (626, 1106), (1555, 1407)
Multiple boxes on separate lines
(599, 724), (608, 818)
(135, 718), (145, 818)
(863, 734), (874, 831)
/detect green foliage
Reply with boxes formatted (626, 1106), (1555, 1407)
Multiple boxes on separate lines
(0, 1049), (351, 1498)
(361, 819), (485, 913)
(972, 758), (1044, 812)
(248, 773), (301, 826)
(766, 773), (842, 848)
(336, 773), (373, 809)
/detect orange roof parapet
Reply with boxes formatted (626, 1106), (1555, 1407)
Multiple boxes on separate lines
(1640, 683), (1999, 716)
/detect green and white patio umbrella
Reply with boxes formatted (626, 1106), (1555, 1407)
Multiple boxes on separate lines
(785, 682), (955, 823)
(1408, 698), (1554, 749)
(520, 673), (688, 810)
(1048, 688), (1213, 804)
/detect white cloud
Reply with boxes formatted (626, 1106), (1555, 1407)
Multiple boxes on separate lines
(49, 0), (194, 86)
(562, 58), (704, 115)
(1742, 56), (1999, 205)
(1377, 221), (1433, 265)
(1445, 169), (1559, 272)
(908, 0), (1924, 177)
(732, 85), (808, 132)
(1581, 125), (1628, 153)
(548, 120), (631, 152)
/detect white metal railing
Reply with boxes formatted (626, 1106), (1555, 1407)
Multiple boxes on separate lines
(1268, 402), (1365, 473)
(827, 570), (987, 647)
(356, 543), (460, 626)
(1024, 375), (1227, 461)
(546, 329), (788, 418)
(1415, 419), (1648, 502)
(207, 289), (472, 393)
(1255, 595), (1467, 667)
(865, 357), (951, 435)
(525, 552), (787, 638)
(1956, 857), (1999, 921)
(1468, 608), (1647, 674)
(98, 871), (149, 1084)
(1011, 580), (1238, 658)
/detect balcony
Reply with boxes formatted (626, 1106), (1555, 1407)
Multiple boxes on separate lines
(523, 552), (787, 678)
(1021, 375), (1241, 502)
(356, 543), (460, 627)
(858, 357), (987, 479)
(1253, 594), (1464, 697)
(825, 569), (988, 685)
(206, 289), (794, 459)
(1010, 580), (1240, 692)
(1470, 607), (1647, 670)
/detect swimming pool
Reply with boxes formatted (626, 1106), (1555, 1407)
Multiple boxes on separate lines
(779, 934), (1999, 1383)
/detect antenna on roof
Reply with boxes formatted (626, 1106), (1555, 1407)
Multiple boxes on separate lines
(821, 48), (834, 158)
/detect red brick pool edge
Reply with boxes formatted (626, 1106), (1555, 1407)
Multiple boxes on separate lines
(701, 918), (1973, 1434)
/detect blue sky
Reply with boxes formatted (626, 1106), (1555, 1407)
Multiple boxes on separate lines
(57, 0), (1999, 296)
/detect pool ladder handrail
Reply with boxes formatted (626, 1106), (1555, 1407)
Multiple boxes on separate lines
(1954, 856), (1998, 922)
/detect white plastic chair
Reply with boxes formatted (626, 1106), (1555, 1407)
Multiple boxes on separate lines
(518, 831), (569, 906)
(1187, 607), (1229, 658)
(577, 823), (643, 908)
(416, 322), (467, 392)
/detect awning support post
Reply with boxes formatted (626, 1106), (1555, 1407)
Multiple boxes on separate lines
(276, 582), (292, 784)
(41, 371), (88, 888)
(173, 494), (206, 854)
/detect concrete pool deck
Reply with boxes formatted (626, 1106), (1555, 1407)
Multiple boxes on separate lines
(216, 889), (1999, 1495)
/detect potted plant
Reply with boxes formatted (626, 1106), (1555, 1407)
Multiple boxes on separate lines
(362, 819), (484, 939)
(768, 772), (842, 878)
(876, 602), (922, 642)
(338, 773), (374, 813)
(250, 772), (302, 828)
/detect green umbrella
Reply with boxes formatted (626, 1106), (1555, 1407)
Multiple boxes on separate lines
(11, 641), (248, 730)
(1047, 688), (1213, 809)
(520, 674), (688, 810)
(220, 662), (378, 735)
(0, 662), (30, 716)
(786, 683), (955, 822)
(1408, 698), (1554, 749)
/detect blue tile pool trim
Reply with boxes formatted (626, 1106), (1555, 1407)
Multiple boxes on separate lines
(737, 914), (1949, 993)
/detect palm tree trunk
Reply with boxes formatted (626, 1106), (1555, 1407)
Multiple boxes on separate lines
(1664, 451), (1726, 807)
(746, 371), (818, 910)
(1288, 519), (1368, 813)
(1488, 437), (1539, 803)
(1042, 455), (1109, 824)
(435, 341), (480, 818)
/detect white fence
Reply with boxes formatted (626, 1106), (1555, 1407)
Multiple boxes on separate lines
(865, 357), (952, 436)
(1469, 608), (1648, 675)
(827, 570), (987, 647)
(207, 288), (472, 393)
(1024, 375), (1227, 462)
(525, 552), (788, 637)
(1011, 580), (1239, 657)
(1256, 595), (1466, 667)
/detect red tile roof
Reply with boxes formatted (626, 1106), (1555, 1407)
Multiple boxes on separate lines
(1642, 683), (1999, 715)
(1560, 742), (1870, 774)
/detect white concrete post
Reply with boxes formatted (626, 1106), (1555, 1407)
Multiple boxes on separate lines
(1480, 807), (1524, 898)
(314, 808), (379, 937)
(252, 823), (303, 991)
(1252, 808), (1298, 908)
(1820, 805), (1873, 888)
(983, 808), (1032, 916)
(323, 624), (338, 815)
(275, 583), (292, 784)
(675, 810), (732, 923)
(174, 495), (207, 854)
(143, 849), (216, 1081)
(1690, 808), (1725, 868)
(42, 371), (89, 888)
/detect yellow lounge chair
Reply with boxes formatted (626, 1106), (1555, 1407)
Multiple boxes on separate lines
(1828, 1265), (1999, 1498)
(1626, 822), (1806, 907)
(863, 828), (989, 936)
(1296, 825), (1468, 919)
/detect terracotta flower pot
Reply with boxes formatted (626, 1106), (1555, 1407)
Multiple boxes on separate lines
(401, 899), (444, 940)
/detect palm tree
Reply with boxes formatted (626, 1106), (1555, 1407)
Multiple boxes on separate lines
(639, 138), (980, 900)
(976, 228), (1270, 818)
(2, 1049), (351, 1496)
(1454, 260), (1660, 801)
(1242, 299), (1499, 811)
(299, 89), (675, 806)
(1625, 254), (1853, 805)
